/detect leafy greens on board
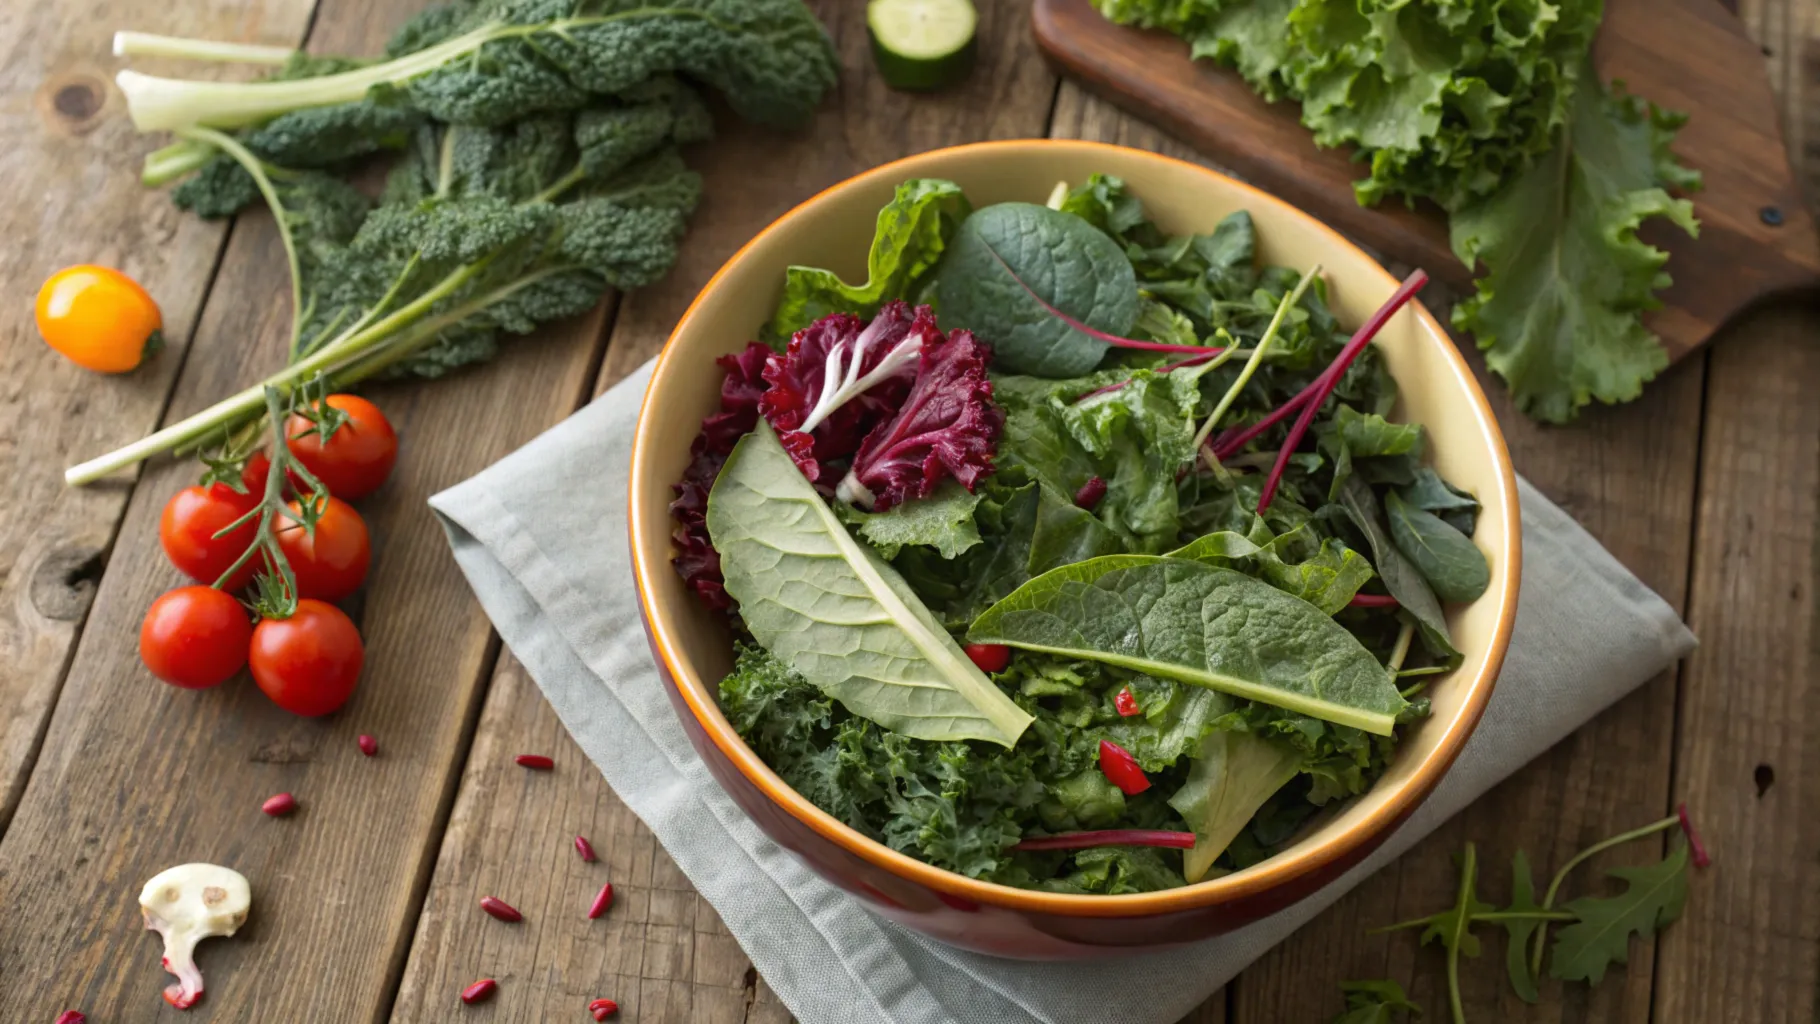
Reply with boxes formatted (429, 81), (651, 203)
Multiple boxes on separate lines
(684, 173), (1492, 893)
(1094, 0), (1702, 423)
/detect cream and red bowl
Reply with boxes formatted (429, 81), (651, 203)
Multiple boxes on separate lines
(629, 140), (1520, 958)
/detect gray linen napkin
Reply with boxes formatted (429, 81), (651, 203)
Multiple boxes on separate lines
(430, 360), (1695, 1024)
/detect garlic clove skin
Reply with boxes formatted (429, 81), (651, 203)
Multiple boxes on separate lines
(139, 863), (251, 1010)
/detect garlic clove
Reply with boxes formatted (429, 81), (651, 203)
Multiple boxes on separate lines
(139, 863), (251, 1010)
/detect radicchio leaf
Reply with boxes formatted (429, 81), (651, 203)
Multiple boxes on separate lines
(758, 301), (924, 481)
(837, 327), (1001, 512)
(670, 342), (771, 609)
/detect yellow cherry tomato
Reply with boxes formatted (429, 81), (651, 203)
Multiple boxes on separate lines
(35, 264), (164, 373)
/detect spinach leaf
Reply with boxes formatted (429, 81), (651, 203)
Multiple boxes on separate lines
(1336, 475), (1460, 664)
(1385, 491), (1491, 603)
(1167, 730), (1302, 881)
(841, 481), (982, 560)
(937, 202), (1140, 376)
(767, 177), (970, 341)
(1319, 405), (1425, 500)
(708, 421), (1033, 746)
(967, 556), (1409, 734)
(1397, 466), (1480, 515)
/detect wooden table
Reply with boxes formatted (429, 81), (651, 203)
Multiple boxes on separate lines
(0, 1), (1813, 1021)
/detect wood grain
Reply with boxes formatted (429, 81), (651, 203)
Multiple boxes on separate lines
(1031, 0), (1820, 363)
(1653, 309), (1820, 1024)
(0, 0), (316, 836)
(0, 0), (608, 1019)
(388, 2), (1061, 1020)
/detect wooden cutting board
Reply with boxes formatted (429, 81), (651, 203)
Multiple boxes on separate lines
(1033, 0), (1820, 362)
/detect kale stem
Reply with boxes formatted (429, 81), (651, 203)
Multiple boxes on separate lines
(434, 126), (460, 199)
(176, 126), (307, 360)
(1527, 814), (1680, 980)
(113, 31), (295, 65)
(1190, 264), (1320, 449)
(1385, 621), (1416, 676)
(141, 139), (217, 186)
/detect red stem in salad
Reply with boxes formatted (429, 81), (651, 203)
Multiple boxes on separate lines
(1011, 830), (1196, 852)
(1255, 270), (1428, 515)
(1348, 593), (1400, 609)
(1678, 802), (1711, 868)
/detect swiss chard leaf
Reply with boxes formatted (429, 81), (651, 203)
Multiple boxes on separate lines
(967, 555), (1409, 734)
(1549, 845), (1690, 985)
(1385, 491), (1490, 604)
(1167, 730), (1302, 881)
(1336, 475), (1459, 665)
(937, 202), (1141, 376)
(708, 421), (1033, 746)
(767, 178), (970, 342)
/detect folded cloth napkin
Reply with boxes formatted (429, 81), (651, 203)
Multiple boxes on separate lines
(431, 359), (1696, 1024)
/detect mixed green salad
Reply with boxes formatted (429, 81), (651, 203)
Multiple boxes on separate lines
(669, 175), (1493, 894)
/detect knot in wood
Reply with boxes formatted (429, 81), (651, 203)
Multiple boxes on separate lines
(29, 546), (105, 621)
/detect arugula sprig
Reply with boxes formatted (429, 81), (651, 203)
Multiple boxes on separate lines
(1345, 809), (1705, 1023)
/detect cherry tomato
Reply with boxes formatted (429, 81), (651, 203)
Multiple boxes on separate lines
(139, 586), (252, 689)
(161, 485), (261, 592)
(285, 395), (398, 500)
(207, 450), (270, 504)
(35, 264), (163, 373)
(963, 643), (1010, 673)
(277, 497), (371, 601)
(249, 599), (364, 716)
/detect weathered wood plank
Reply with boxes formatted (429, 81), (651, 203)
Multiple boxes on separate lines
(1653, 307), (1820, 1021)
(0, 0), (317, 834)
(390, 3), (1059, 1021)
(0, 1), (611, 1020)
(1048, 78), (1707, 1023)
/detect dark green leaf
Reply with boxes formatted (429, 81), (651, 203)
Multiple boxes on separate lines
(1336, 476), (1459, 664)
(1385, 491), (1491, 604)
(967, 556), (1409, 733)
(1331, 979), (1422, 1024)
(938, 202), (1141, 376)
(1503, 850), (1544, 1003)
(1549, 845), (1690, 985)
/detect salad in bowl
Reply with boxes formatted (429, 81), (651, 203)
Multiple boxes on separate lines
(631, 140), (1517, 953)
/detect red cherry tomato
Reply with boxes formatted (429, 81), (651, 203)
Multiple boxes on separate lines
(276, 497), (371, 601)
(285, 395), (398, 500)
(139, 586), (252, 689)
(249, 599), (364, 716)
(963, 643), (1010, 673)
(207, 450), (270, 504)
(160, 485), (260, 591)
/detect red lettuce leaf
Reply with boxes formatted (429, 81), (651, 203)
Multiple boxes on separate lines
(758, 301), (923, 480)
(669, 342), (771, 609)
(839, 327), (1001, 512)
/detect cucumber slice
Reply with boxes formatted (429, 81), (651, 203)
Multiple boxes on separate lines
(868, 0), (978, 92)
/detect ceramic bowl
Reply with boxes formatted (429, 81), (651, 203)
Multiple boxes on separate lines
(629, 140), (1520, 958)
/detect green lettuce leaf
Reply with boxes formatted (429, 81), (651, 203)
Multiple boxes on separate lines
(1450, 73), (1701, 422)
(1168, 730), (1302, 881)
(967, 555), (1409, 733)
(708, 421), (1033, 746)
(841, 481), (983, 560)
(766, 177), (970, 342)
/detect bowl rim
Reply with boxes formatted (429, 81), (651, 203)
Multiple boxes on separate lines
(630, 138), (1521, 918)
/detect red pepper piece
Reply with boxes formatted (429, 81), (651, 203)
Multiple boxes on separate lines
(261, 792), (297, 817)
(963, 643), (1010, 674)
(575, 835), (598, 862)
(588, 882), (614, 919)
(1113, 687), (1141, 717)
(590, 997), (621, 1020)
(357, 733), (378, 756)
(54, 1012), (86, 1024)
(514, 753), (554, 770)
(1098, 739), (1150, 795)
(460, 979), (497, 1005)
(479, 896), (522, 923)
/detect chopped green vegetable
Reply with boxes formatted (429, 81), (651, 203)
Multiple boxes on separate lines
(867, 0), (979, 92)
(1167, 730), (1301, 880)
